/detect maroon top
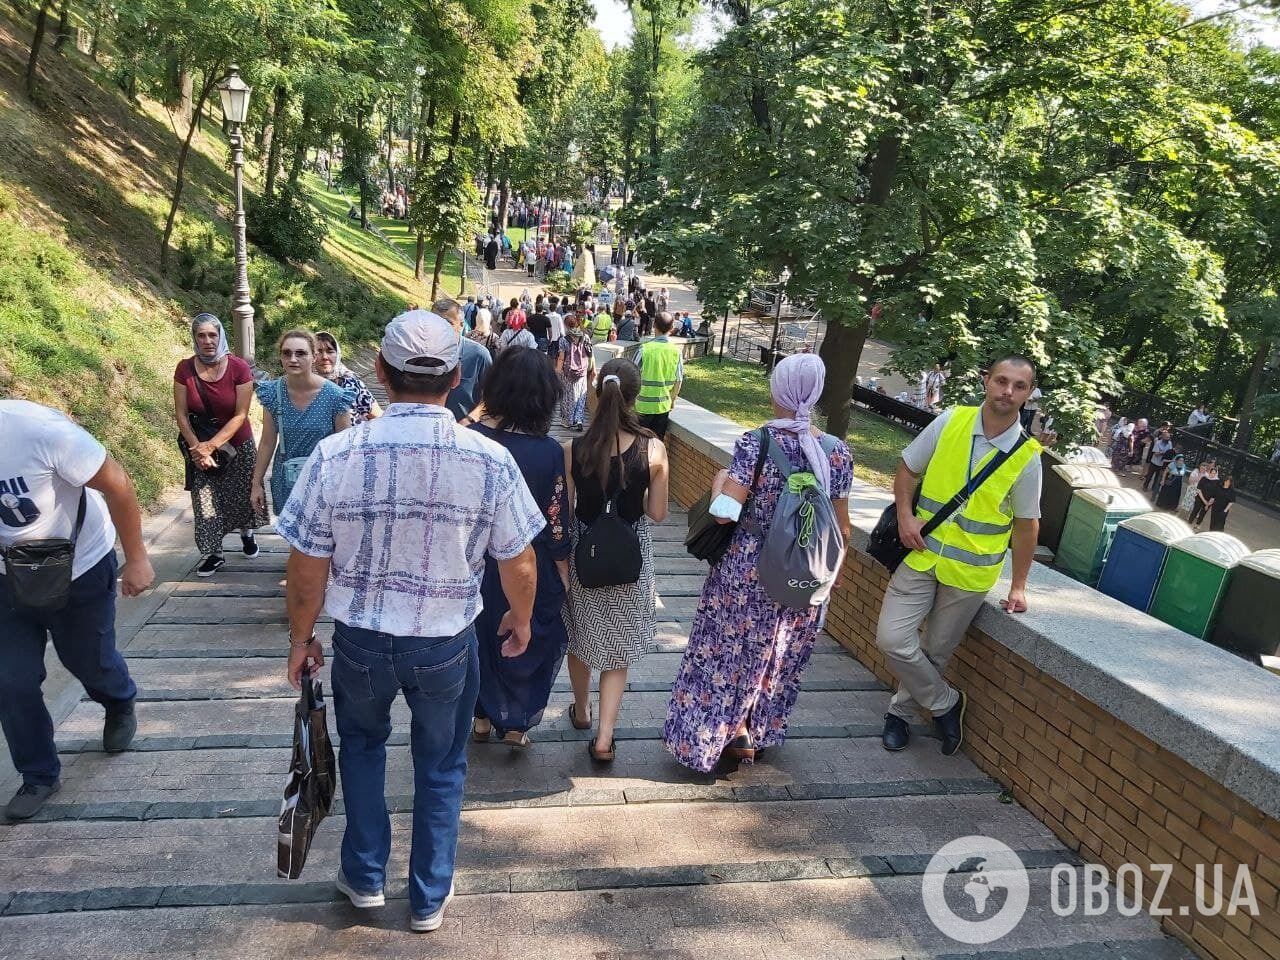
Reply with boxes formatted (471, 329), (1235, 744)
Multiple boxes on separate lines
(173, 356), (255, 446)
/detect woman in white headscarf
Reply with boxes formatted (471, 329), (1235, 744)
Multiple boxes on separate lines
(662, 353), (854, 771)
(172, 313), (266, 577)
(314, 332), (382, 425)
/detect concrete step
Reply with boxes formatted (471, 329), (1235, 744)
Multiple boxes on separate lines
(0, 873), (1188, 959)
(149, 593), (706, 623)
(0, 794), (1062, 897)
(112, 651), (882, 701)
(23, 736), (992, 815)
(54, 689), (891, 751)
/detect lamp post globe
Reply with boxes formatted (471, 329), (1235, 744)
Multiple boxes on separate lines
(218, 65), (256, 364)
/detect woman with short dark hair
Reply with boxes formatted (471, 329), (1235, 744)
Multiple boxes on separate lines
(469, 348), (570, 748)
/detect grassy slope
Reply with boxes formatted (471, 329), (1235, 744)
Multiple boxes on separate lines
(0, 14), (430, 504)
(679, 357), (912, 490)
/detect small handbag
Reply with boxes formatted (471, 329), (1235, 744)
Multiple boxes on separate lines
(178, 365), (238, 480)
(574, 435), (643, 588)
(2, 491), (85, 612)
(684, 427), (768, 565)
(866, 434), (1029, 573)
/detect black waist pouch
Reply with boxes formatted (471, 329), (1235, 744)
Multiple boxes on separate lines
(2, 491), (84, 612)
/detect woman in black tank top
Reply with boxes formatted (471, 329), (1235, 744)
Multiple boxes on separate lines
(561, 359), (669, 762)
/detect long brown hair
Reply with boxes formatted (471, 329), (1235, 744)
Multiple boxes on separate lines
(574, 358), (653, 490)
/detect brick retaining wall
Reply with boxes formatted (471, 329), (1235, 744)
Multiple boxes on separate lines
(665, 419), (1280, 960)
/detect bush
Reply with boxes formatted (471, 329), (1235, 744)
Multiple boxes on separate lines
(246, 186), (328, 263)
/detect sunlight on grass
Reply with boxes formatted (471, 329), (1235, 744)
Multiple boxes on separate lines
(679, 357), (911, 489)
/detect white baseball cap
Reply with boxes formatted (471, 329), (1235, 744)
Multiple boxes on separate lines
(381, 310), (461, 374)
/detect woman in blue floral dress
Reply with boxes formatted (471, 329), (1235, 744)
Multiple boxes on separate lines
(663, 354), (853, 772)
(251, 329), (353, 517)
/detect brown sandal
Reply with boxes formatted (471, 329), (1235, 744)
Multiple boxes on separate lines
(569, 701), (592, 731)
(472, 719), (492, 743)
(588, 737), (616, 763)
(722, 734), (756, 764)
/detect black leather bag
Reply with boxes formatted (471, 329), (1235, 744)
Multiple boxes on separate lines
(866, 434), (1030, 573)
(178, 367), (237, 481)
(277, 665), (337, 880)
(684, 427), (768, 565)
(2, 491), (85, 612)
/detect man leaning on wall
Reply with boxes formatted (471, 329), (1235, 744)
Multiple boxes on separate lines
(876, 356), (1043, 757)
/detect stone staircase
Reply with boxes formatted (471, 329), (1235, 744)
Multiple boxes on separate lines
(0, 504), (1193, 957)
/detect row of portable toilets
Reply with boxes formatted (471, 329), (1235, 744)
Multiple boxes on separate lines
(1040, 450), (1280, 661)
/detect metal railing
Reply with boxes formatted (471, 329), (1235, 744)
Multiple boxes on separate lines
(851, 384), (937, 432)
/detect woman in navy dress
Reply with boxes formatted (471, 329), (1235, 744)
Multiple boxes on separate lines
(469, 347), (571, 747)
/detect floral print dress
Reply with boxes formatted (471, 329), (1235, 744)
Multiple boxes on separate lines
(663, 427), (853, 772)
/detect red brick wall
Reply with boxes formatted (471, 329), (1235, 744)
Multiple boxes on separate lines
(666, 428), (1280, 960)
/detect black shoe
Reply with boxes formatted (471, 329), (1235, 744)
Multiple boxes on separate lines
(103, 703), (137, 753)
(934, 691), (967, 756)
(196, 554), (225, 578)
(4, 782), (60, 821)
(241, 534), (260, 558)
(881, 714), (910, 752)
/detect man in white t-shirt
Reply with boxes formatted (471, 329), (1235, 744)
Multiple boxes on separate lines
(0, 399), (155, 820)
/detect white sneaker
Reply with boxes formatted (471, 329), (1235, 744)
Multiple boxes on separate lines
(409, 882), (455, 933)
(336, 871), (385, 908)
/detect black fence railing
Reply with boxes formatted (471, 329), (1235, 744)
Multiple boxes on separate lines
(851, 384), (937, 433)
(1117, 389), (1240, 447)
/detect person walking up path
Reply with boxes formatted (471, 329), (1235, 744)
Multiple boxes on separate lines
(0, 399), (155, 820)
(276, 310), (542, 933)
(876, 356), (1043, 757)
(663, 354), (852, 771)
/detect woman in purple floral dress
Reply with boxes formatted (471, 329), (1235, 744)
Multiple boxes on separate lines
(663, 354), (853, 772)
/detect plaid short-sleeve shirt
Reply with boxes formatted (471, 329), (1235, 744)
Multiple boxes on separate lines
(276, 403), (545, 637)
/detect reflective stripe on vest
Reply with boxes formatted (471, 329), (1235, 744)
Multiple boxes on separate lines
(903, 405), (1040, 592)
(593, 314), (612, 337)
(636, 341), (681, 414)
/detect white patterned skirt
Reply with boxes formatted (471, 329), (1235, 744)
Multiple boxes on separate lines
(565, 517), (656, 671)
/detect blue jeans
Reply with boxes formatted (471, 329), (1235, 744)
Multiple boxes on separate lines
(331, 620), (478, 917)
(0, 552), (135, 786)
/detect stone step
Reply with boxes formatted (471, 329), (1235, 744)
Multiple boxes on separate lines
(0, 794), (1063, 897)
(149, 593), (706, 623)
(24, 736), (991, 815)
(54, 689), (891, 752)
(112, 651), (882, 701)
(0, 872), (1187, 960)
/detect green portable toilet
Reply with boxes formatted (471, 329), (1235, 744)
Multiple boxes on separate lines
(1211, 549), (1280, 659)
(1040, 464), (1119, 555)
(1149, 533), (1250, 640)
(1055, 487), (1152, 586)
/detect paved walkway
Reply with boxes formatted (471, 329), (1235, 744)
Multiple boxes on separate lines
(0, 504), (1192, 958)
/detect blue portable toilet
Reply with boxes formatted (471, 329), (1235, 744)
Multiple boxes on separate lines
(1098, 512), (1194, 612)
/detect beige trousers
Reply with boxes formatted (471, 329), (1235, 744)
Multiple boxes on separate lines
(875, 562), (988, 720)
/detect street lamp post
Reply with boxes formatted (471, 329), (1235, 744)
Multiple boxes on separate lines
(217, 65), (255, 363)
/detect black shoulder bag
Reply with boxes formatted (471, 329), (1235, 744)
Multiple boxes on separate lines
(684, 427), (768, 565)
(867, 433), (1030, 573)
(575, 436), (644, 588)
(2, 490), (86, 611)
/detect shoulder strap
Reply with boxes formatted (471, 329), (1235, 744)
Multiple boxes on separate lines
(190, 360), (216, 416)
(764, 431), (795, 479)
(71, 488), (86, 545)
(817, 433), (839, 457)
(920, 431), (1030, 538)
(275, 381), (287, 456)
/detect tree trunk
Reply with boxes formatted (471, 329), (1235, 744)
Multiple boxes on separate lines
(431, 247), (446, 301)
(385, 98), (395, 192)
(25, 0), (52, 100)
(482, 147), (495, 211)
(285, 104), (313, 192)
(52, 0), (71, 52)
(160, 68), (220, 272)
(88, 0), (103, 59)
(417, 99), (436, 165)
(496, 171), (511, 236)
(356, 105), (369, 229)
(414, 231), (427, 281)
(264, 84), (288, 200)
(818, 312), (871, 440)
(1233, 338), (1273, 451)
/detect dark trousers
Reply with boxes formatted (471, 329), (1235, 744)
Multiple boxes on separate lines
(639, 412), (670, 440)
(1142, 462), (1164, 491)
(0, 552), (135, 786)
(1189, 500), (1210, 527)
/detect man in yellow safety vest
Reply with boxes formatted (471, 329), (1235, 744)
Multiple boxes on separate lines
(633, 313), (684, 439)
(876, 356), (1043, 756)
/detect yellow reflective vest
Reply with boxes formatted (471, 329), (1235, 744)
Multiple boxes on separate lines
(903, 405), (1041, 592)
(635, 339), (682, 415)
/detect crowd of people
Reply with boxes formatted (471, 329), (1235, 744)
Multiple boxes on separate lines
(1105, 416), (1236, 532)
(2, 294), (1048, 937)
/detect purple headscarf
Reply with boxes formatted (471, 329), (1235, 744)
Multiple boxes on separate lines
(767, 353), (832, 493)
